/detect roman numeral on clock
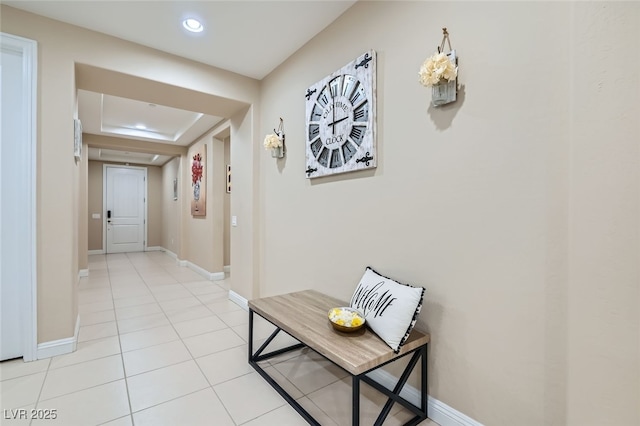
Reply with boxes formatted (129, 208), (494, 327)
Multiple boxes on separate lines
(329, 149), (343, 169)
(317, 147), (330, 167)
(310, 104), (323, 121)
(308, 124), (320, 141)
(350, 86), (361, 104)
(353, 102), (368, 122)
(341, 141), (357, 163)
(310, 138), (323, 157)
(350, 126), (365, 146)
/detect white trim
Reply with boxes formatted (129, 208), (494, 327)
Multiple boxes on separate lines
(78, 269), (89, 278)
(211, 272), (225, 281)
(223, 265), (230, 273)
(365, 369), (483, 426)
(161, 248), (178, 260)
(1, 33), (38, 362)
(88, 249), (104, 255)
(229, 290), (248, 311)
(184, 261), (225, 281)
(427, 397), (484, 426)
(145, 246), (163, 252)
(161, 249), (224, 280)
(37, 314), (80, 360)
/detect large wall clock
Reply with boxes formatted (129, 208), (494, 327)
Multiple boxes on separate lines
(305, 50), (376, 179)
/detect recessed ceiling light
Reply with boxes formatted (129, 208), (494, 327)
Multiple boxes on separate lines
(135, 124), (146, 130)
(182, 18), (203, 33)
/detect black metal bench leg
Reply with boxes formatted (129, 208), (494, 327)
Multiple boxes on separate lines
(353, 375), (360, 425)
(422, 345), (428, 417)
(248, 309), (254, 363)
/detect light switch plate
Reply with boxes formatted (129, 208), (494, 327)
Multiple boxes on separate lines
(231, 216), (237, 227)
(92, 213), (101, 219)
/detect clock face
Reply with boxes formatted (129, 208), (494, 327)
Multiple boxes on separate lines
(305, 50), (376, 178)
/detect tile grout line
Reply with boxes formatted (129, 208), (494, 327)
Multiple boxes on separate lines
(112, 253), (137, 425)
(81, 252), (345, 426)
(125, 253), (234, 422)
(29, 357), (52, 426)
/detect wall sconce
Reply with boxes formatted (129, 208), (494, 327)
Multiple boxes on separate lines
(419, 28), (458, 107)
(263, 117), (285, 158)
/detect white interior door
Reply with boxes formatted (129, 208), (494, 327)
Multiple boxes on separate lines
(0, 33), (37, 361)
(105, 166), (146, 253)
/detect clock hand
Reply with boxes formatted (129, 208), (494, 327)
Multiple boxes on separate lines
(332, 97), (336, 136)
(328, 116), (349, 127)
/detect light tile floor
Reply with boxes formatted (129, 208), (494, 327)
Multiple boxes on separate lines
(0, 252), (437, 426)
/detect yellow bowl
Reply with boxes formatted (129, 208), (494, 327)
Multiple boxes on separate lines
(328, 307), (366, 333)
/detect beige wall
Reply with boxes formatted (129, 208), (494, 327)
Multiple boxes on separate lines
(258, 1), (639, 425)
(87, 161), (163, 250)
(147, 166), (162, 247)
(228, 106), (259, 300)
(1, 4), (260, 342)
(566, 3), (639, 424)
(224, 136), (231, 267)
(181, 134), (225, 274)
(78, 141), (88, 270)
(161, 157), (181, 255)
(87, 161), (103, 251)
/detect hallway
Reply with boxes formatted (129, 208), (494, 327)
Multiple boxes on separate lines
(1, 252), (436, 425)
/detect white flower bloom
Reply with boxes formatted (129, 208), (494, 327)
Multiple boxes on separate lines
(263, 133), (282, 150)
(419, 51), (457, 87)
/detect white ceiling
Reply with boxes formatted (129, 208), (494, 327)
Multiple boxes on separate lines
(6, 0), (356, 165)
(78, 90), (223, 146)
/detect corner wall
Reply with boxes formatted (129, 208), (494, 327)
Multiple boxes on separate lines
(161, 157), (181, 255)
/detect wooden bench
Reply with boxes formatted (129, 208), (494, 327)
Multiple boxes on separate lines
(248, 289), (430, 425)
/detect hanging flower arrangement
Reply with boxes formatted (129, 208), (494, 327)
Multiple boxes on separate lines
(264, 118), (285, 158)
(418, 51), (457, 87)
(263, 133), (283, 150)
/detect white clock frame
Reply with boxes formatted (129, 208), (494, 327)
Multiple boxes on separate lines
(304, 50), (376, 179)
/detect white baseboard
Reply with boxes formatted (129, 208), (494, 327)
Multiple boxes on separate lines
(78, 269), (89, 278)
(365, 369), (483, 426)
(223, 265), (230, 273)
(427, 397), (484, 426)
(211, 272), (225, 281)
(229, 290), (248, 311)
(37, 314), (80, 359)
(88, 250), (104, 255)
(159, 248), (224, 281)
(161, 248), (178, 260)
(145, 246), (163, 252)
(185, 261), (224, 281)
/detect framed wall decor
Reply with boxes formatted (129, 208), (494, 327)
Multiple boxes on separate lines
(190, 145), (206, 216)
(304, 50), (376, 178)
(173, 178), (178, 201)
(73, 118), (82, 160)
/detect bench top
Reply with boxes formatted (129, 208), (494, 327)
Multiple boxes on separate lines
(249, 289), (430, 375)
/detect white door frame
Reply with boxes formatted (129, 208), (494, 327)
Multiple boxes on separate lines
(102, 164), (148, 253)
(0, 33), (38, 361)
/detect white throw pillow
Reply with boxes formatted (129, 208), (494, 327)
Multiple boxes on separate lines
(350, 267), (425, 353)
